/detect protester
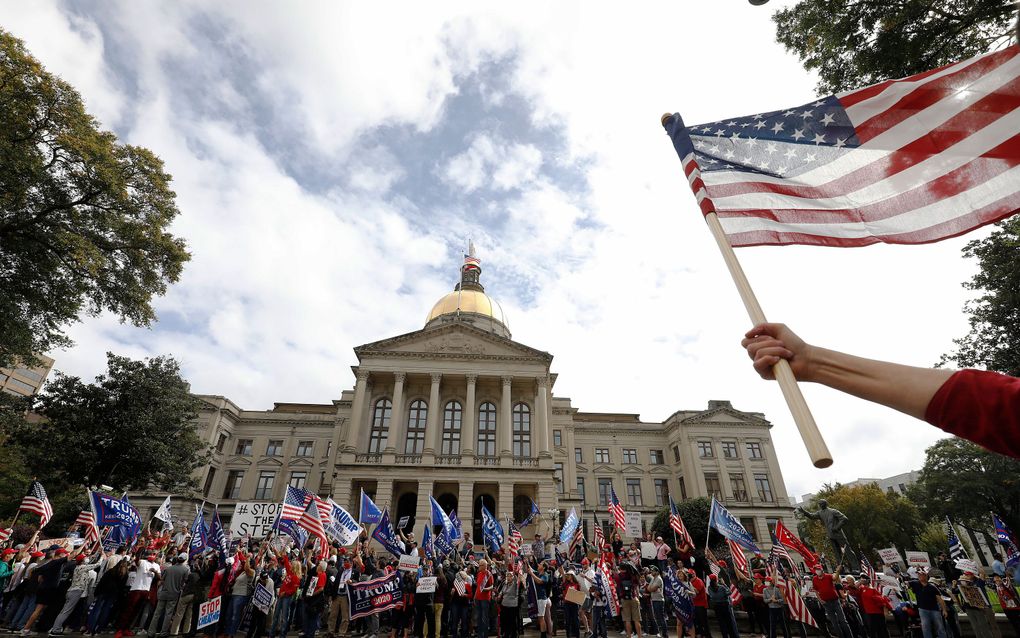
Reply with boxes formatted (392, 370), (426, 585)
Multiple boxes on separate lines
(49, 552), (101, 635)
(907, 571), (948, 638)
(761, 576), (787, 638)
(810, 564), (852, 638)
(21, 545), (72, 636)
(705, 574), (737, 638)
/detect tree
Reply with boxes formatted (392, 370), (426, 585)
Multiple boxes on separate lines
(10, 352), (208, 496)
(0, 29), (189, 368)
(908, 437), (1020, 534)
(650, 497), (723, 552)
(773, 0), (1016, 95)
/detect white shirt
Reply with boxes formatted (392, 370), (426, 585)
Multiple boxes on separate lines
(131, 559), (162, 592)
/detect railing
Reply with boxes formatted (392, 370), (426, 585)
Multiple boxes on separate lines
(355, 453), (382, 463)
(395, 454), (423, 464)
(436, 455), (462, 465)
(475, 456), (500, 466)
(513, 457), (539, 467)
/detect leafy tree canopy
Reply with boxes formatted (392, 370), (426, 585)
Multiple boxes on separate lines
(773, 0), (1016, 95)
(0, 29), (189, 368)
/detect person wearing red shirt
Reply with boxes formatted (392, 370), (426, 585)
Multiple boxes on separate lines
(859, 579), (892, 638)
(272, 550), (301, 638)
(473, 560), (494, 638)
(810, 565), (852, 638)
(741, 323), (1020, 459)
(689, 570), (709, 638)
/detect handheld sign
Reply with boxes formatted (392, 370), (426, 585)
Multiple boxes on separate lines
(252, 584), (273, 614)
(905, 551), (931, 571)
(624, 512), (643, 539)
(640, 542), (657, 560)
(416, 576), (438, 593)
(229, 503), (283, 539)
(877, 548), (903, 566)
(398, 554), (420, 572)
(197, 596), (222, 629)
(397, 516), (410, 530)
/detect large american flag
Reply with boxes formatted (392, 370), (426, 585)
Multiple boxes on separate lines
(668, 496), (694, 548)
(860, 552), (877, 582)
(783, 575), (819, 629)
(20, 481), (53, 528)
(608, 486), (627, 530)
(297, 499), (328, 559)
(769, 532), (793, 570)
(727, 539), (750, 579)
(76, 510), (101, 548)
(663, 45), (1020, 247)
(281, 485), (331, 529)
(592, 512), (608, 552)
(569, 522), (586, 561)
(506, 517), (523, 556)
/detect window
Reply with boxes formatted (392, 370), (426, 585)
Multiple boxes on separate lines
(754, 475), (774, 502)
(575, 448), (583, 463)
(404, 399), (427, 454)
(598, 479), (613, 506)
(203, 468), (217, 498)
(13, 367), (43, 382)
(740, 517), (759, 541)
(477, 402), (497, 456)
(704, 473), (721, 498)
(622, 449), (638, 464)
(512, 403), (531, 457)
(730, 474), (748, 502)
(266, 440), (283, 457)
(553, 429), (562, 447)
(577, 479), (586, 504)
(234, 439), (253, 456)
(722, 441), (739, 458)
(325, 441), (332, 459)
(215, 433), (228, 453)
(654, 479), (669, 506)
(369, 399), (392, 454)
(5, 378), (34, 394)
(319, 471), (328, 495)
(679, 476), (687, 500)
(697, 441), (714, 458)
(223, 470), (244, 499)
(255, 471), (275, 500)
(766, 517), (780, 536)
(673, 445), (681, 462)
(626, 479), (643, 506)
(746, 442), (763, 459)
(296, 440), (314, 457)
(650, 450), (664, 465)
(595, 448), (610, 464)
(442, 401), (462, 455)
(554, 463), (564, 493)
(289, 471), (307, 490)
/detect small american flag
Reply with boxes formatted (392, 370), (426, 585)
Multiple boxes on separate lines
(769, 532), (793, 568)
(592, 512), (608, 552)
(20, 481), (52, 528)
(663, 45), (1020, 248)
(705, 547), (722, 577)
(859, 552), (876, 582)
(569, 522), (586, 560)
(507, 517), (523, 556)
(729, 583), (742, 605)
(281, 486), (332, 529)
(454, 577), (468, 597)
(784, 576), (819, 628)
(669, 496), (694, 548)
(727, 539), (750, 579)
(0, 527), (11, 543)
(608, 486), (627, 530)
(297, 499), (328, 559)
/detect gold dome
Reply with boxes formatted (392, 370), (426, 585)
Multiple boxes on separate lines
(426, 289), (508, 326)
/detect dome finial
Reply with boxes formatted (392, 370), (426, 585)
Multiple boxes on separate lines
(460, 240), (483, 292)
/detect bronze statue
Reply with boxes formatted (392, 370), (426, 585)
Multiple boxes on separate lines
(797, 499), (853, 564)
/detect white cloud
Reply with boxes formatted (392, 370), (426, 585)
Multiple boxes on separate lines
(443, 134), (543, 193)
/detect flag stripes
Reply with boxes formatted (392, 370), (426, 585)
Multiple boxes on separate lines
(608, 487), (627, 530)
(20, 481), (52, 528)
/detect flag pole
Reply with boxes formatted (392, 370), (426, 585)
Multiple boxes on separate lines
(660, 113), (832, 469)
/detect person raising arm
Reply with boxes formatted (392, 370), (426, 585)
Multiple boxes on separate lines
(741, 323), (1020, 458)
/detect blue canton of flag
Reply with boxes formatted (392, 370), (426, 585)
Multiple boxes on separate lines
(709, 497), (761, 554)
(992, 513), (1020, 567)
(277, 518), (309, 548)
(946, 516), (969, 561)
(371, 510), (405, 558)
(560, 508), (579, 544)
(188, 509), (208, 559)
(481, 504), (504, 553)
(360, 489), (383, 525)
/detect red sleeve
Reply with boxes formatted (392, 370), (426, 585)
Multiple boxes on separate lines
(924, 369), (1020, 458)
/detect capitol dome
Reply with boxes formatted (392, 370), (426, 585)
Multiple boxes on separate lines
(424, 248), (511, 338)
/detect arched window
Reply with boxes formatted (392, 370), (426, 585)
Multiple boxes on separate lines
(477, 402), (497, 457)
(512, 402), (531, 457)
(441, 401), (462, 455)
(404, 399), (427, 454)
(368, 399), (391, 454)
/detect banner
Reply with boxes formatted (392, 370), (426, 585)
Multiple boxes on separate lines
(347, 571), (404, 619)
(90, 491), (142, 539)
(197, 596), (222, 629)
(229, 502), (282, 538)
(325, 501), (361, 546)
(640, 542), (657, 560)
(360, 489), (383, 525)
(188, 510), (208, 559)
(397, 516), (409, 530)
(905, 551), (931, 570)
(252, 583), (273, 614)
(450, 510), (463, 542)
(663, 566), (694, 626)
(430, 496), (456, 540)
(954, 558), (980, 575)
(877, 547), (903, 565)
(559, 508), (579, 544)
(624, 512), (642, 539)
(154, 496), (173, 526)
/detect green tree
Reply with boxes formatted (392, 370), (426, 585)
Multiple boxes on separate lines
(0, 392), (32, 516)
(0, 29), (189, 368)
(10, 353), (208, 497)
(773, 0), (1016, 94)
(908, 437), (1020, 534)
(650, 497), (735, 555)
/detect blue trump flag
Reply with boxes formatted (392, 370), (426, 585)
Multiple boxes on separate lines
(430, 496), (456, 539)
(188, 509), (208, 559)
(993, 513), (1020, 567)
(422, 524), (435, 559)
(371, 510), (405, 558)
(209, 508), (229, 564)
(90, 491), (142, 542)
(360, 489), (383, 525)
(434, 524), (454, 557)
(449, 510), (463, 542)
(277, 518), (308, 548)
(481, 504), (504, 553)
(664, 566), (695, 626)
(708, 497), (760, 554)
(519, 497), (541, 527)
(560, 508), (579, 544)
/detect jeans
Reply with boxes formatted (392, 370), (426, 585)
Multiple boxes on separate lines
(917, 608), (947, 638)
(225, 595), (250, 637)
(11, 593), (36, 630)
(768, 607), (790, 638)
(651, 600), (668, 638)
(88, 594), (117, 633)
(474, 601), (490, 638)
(592, 605), (606, 638)
(564, 602), (580, 638)
(272, 595), (295, 638)
(414, 604), (436, 638)
(710, 605), (738, 638)
(821, 599), (853, 638)
(301, 601), (322, 638)
(448, 602), (470, 638)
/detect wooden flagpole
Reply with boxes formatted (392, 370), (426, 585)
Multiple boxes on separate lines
(661, 113), (833, 469)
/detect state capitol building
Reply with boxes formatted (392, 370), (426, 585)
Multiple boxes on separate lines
(151, 256), (797, 546)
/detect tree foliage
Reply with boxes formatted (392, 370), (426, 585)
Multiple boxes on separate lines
(908, 438), (1020, 534)
(651, 497), (713, 551)
(0, 29), (189, 368)
(773, 0), (1016, 94)
(9, 353), (208, 497)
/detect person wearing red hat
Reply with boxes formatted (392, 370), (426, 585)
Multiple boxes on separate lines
(49, 551), (101, 635)
(20, 546), (72, 636)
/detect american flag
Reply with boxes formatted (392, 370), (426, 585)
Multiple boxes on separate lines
(608, 486), (627, 530)
(859, 552), (876, 582)
(592, 512), (608, 552)
(705, 547), (722, 577)
(569, 522), (586, 561)
(769, 532), (793, 569)
(784, 575), (819, 629)
(281, 485), (331, 529)
(506, 517), (523, 556)
(729, 583), (742, 606)
(20, 481), (52, 528)
(663, 45), (1020, 248)
(946, 516), (969, 561)
(669, 496), (694, 548)
(0, 527), (11, 543)
(297, 498), (328, 559)
(727, 539), (750, 579)
(75, 511), (100, 548)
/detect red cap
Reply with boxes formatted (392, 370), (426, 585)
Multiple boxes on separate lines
(30, 551), (44, 558)
(56, 548), (69, 556)
(339, 548), (347, 555)
(717, 560), (726, 566)
(2, 549), (16, 556)
(75, 554), (86, 563)
(709, 574), (718, 580)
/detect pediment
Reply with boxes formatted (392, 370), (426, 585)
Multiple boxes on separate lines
(682, 407), (770, 427)
(574, 464), (589, 474)
(256, 457), (284, 467)
(592, 464), (615, 473)
(225, 456), (253, 466)
(355, 323), (552, 362)
(648, 466), (672, 475)
(288, 458), (314, 468)
(621, 465), (644, 474)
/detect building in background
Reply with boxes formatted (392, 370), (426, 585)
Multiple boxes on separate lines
(797, 470), (921, 505)
(0, 354), (55, 397)
(138, 253), (797, 547)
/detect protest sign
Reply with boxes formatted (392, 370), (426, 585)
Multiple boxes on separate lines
(416, 576), (437, 593)
(398, 554), (420, 571)
(197, 596), (221, 629)
(522, 543), (533, 556)
(229, 503), (282, 538)
(624, 511), (642, 538)
(348, 572), (404, 619)
(252, 584), (273, 614)
(877, 547), (903, 565)
(905, 551), (931, 570)
(640, 542), (657, 560)
(954, 558), (980, 575)
(397, 516), (410, 530)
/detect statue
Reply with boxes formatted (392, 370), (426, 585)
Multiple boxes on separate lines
(797, 499), (854, 564)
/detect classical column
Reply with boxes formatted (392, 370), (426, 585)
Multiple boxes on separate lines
(457, 482), (474, 542)
(500, 376), (513, 458)
(535, 376), (551, 458)
(344, 370), (371, 453)
(384, 373), (406, 454)
(375, 478), (395, 513)
(462, 374), (477, 457)
(415, 480), (435, 537)
(498, 481), (514, 525)
(423, 373), (442, 457)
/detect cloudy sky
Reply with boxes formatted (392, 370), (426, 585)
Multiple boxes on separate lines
(3, 0), (989, 500)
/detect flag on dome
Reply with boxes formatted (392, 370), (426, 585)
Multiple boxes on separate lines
(608, 488), (627, 530)
(662, 45), (1020, 247)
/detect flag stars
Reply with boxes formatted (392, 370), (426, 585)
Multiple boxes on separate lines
(724, 149), (736, 160)
(834, 137), (847, 148)
(804, 152), (818, 162)
(783, 110), (796, 116)
(813, 100), (826, 107)
(700, 126), (713, 133)
(820, 112), (836, 126)
(758, 159), (771, 170)
(791, 129), (806, 141)
(726, 121), (737, 127)
(730, 131), (741, 141)
(771, 121), (784, 134)
(800, 110), (813, 119)
(739, 122), (750, 128)
(746, 137), (759, 148)
(812, 132), (827, 145)
(784, 148), (798, 160)
(765, 142), (778, 154)
(715, 129), (726, 137)
(753, 120), (767, 130)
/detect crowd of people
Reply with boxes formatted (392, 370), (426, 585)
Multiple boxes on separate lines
(1, 524), (1018, 638)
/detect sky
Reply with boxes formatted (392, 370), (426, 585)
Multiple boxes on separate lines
(1, 0), (989, 501)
